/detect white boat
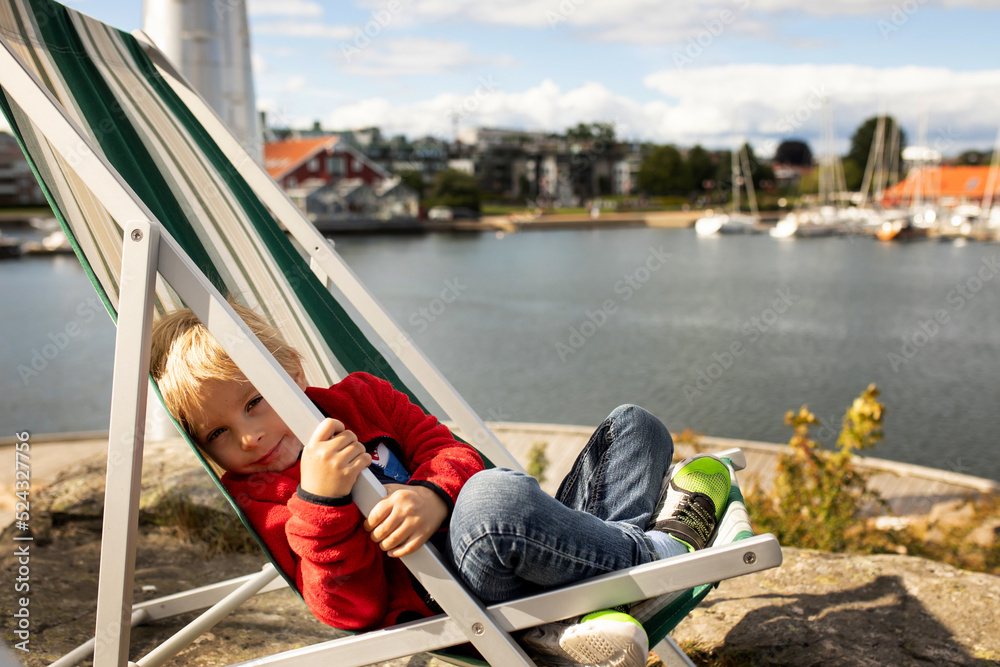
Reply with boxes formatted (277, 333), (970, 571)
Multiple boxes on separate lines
(773, 102), (854, 239)
(696, 142), (759, 236)
(697, 211), (758, 236)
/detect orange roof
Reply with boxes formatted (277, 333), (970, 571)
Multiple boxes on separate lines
(264, 136), (339, 180)
(882, 165), (996, 205)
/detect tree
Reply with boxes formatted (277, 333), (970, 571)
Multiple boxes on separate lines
(741, 143), (775, 191)
(774, 140), (813, 166)
(397, 169), (425, 199)
(637, 145), (692, 195)
(955, 149), (993, 166)
(566, 122), (616, 142)
(428, 169), (481, 212)
(687, 145), (715, 191)
(845, 116), (907, 190)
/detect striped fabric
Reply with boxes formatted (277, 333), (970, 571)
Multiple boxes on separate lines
(0, 0), (415, 394)
(0, 0), (765, 659)
(0, 0), (430, 605)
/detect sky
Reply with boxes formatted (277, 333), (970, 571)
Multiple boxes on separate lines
(3, 0), (1000, 158)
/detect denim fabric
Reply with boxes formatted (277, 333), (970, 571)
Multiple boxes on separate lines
(447, 404), (674, 603)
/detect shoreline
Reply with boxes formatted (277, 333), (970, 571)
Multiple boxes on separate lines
(3, 424), (995, 526)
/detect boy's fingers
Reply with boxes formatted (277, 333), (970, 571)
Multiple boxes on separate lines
(364, 496), (395, 534)
(311, 418), (345, 443)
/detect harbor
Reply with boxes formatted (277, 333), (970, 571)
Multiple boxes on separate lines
(3, 227), (998, 482)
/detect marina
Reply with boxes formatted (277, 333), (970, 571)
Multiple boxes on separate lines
(2, 226), (998, 481)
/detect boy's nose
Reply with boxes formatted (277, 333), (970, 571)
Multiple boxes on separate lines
(240, 430), (264, 451)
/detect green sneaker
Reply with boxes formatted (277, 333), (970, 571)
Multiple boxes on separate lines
(649, 454), (731, 551)
(521, 609), (648, 667)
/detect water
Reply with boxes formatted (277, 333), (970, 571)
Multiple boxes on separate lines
(2, 228), (998, 480)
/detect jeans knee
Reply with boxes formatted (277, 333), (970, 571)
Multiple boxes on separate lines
(610, 404), (671, 443)
(452, 469), (540, 534)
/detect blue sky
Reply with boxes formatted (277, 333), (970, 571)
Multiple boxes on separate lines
(8, 0), (1000, 157)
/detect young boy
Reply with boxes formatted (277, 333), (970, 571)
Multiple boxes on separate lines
(150, 304), (732, 667)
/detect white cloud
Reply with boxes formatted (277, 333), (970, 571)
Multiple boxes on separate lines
(254, 20), (354, 39)
(335, 39), (516, 77)
(385, 0), (990, 43)
(248, 0), (322, 17)
(284, 75), (306, 92)
(319, 64), (1000, 154)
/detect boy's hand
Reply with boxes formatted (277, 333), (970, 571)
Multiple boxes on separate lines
(363, 484), (448, 558)
(300, 418), (371, 498)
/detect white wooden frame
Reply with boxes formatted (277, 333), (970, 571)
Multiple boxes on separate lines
(0, 28), (782, 667)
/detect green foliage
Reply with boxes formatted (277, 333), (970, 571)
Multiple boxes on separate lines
(741, 143), (774, 191)
(745, 384), (1000, 576)
(427, 169), (482, 212)
(526, 441), (550, 484)
(566, 122), (616, 142)
(798, 167), (819, 195)
(637, 145), (692, 195)
(773, 140), (813, 166)
(846, 116), (907, 191)
(747, 384), (887, 553)
(955, 149), (994, 166)
(714, 150), (733, 187)
(397, 169), (425, 199)
(687, 145), (715, 191)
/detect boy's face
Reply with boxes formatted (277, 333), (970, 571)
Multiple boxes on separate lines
(187, 371), (309, 475)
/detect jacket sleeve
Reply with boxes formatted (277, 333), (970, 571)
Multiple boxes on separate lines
(284, 491), (390, 630)
(351, 373), (485, 514)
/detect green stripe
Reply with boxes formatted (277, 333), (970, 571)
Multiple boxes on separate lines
(119, 31), (428, 408)
(643, 584), (714, 647)
(26, 0), (226, 298)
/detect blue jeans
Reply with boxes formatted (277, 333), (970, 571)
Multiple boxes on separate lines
(447, 404), (674, 603)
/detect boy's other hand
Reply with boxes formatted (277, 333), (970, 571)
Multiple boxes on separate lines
(363, 484), (448, 558)
(300, 418), (371, 498)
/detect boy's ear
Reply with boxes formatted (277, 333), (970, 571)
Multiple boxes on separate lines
(294, 365), (307, 391)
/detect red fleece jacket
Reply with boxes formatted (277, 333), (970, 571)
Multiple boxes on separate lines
(221, 372), (484, 630)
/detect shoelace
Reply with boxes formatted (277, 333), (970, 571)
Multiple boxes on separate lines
(673, 494), (716, 542)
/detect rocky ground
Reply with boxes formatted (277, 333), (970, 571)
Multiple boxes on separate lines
(2, 441), (999, 666)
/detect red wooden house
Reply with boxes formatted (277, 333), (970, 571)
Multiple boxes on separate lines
(264, 136), (391, 190)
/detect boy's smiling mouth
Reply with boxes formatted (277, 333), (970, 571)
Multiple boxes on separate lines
(254, 441), (282, 466)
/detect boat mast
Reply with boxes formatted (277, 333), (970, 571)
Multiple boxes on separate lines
(739, 144), (759, 217)
(731, 144), (741, 214)
(858, 112), (885, 210)
(979, 125), (1000, 224)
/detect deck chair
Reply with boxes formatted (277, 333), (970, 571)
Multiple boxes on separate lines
(0, 1), (782, 665)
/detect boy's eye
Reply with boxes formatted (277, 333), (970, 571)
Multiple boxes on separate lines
(206, 427), (226, 443)
(247, 396), (263, 412)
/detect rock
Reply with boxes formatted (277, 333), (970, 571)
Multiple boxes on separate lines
(670, 549), (1000, 666)
(964, 519), (1000, 549)
(928, 499), (977, 529)
(7, 441), (1000, 667)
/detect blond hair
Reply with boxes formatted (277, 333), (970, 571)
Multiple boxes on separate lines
(150, 303), (303, 434)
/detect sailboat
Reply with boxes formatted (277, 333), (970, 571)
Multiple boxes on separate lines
(696, 143), (759, 235)
(972, 124), (1000, 241)
(772, 102), (852, 238)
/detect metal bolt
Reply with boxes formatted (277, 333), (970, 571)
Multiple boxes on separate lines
(743, 551), (757, 565)
(472, 622), (484, 636)
(131, 229), (143, 242)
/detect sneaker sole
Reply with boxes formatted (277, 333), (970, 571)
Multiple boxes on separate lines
(559, 619), (648, 667)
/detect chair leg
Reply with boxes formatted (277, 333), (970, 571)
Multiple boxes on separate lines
(653, 636), (696, 667)
(94, 221), (160, 667)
